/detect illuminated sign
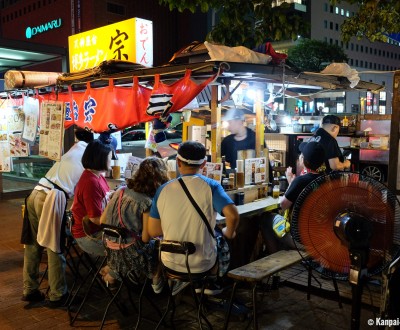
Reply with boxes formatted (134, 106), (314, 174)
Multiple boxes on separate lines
(25, 18), (62, 39)
(68, 17), (153, 73)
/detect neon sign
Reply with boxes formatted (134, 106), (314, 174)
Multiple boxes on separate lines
(25, 18), (62, 39)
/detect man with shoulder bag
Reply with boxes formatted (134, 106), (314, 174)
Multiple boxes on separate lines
(148, 141), (240, 295)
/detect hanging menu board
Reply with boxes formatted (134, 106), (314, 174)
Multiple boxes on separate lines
(22, 96), (40, 144)
(39, 101), (65, 161)
(244, 157), (267, 185)
(8, 105), (29, 158)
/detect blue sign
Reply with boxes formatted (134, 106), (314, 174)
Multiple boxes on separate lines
(25, 18), (62, 39)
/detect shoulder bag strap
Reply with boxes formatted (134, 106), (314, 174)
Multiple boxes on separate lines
(117, 187), (127, 229)
(178, 177), (215, 239)
(117, 187), (142, 241)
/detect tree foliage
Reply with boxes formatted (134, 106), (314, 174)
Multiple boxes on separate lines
(333, 0), (400, 43)
(158, 0), (308, 48)
(287, 39), (348, 72)
(159, 0), (400, 47)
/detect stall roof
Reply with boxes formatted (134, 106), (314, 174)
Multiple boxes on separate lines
(57, 60), (384, 93)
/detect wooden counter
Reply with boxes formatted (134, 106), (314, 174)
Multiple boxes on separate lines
(217, 196), (282, 225)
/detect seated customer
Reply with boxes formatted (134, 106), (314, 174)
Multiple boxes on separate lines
(71, 140), (112, 256)
(148, 141), (240, 295)
(100, 157), (169, 292)
(261, 141), (326, 255)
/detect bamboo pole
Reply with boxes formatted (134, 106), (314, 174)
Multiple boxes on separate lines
(210, 84), (221, 163)
(4, 70), (61, 89)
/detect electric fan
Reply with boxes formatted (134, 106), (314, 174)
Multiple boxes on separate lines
(290, 171), (400, 330)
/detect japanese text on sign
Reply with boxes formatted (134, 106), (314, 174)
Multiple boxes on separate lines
(68, 18), (153, 72)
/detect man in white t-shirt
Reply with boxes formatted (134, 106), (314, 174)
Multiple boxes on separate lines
(148, 141), (239, 294)
(21, 127), (93, 307)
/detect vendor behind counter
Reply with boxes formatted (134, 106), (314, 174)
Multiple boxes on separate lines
(220, 108), (273, 184)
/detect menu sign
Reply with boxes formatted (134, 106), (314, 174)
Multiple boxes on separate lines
(244, 157), (267, 185)
(0, 100), (11, 172)
(39, 101), (65, 161)
(22, 96), (39, 144)
(7, 105), (29, 158)
(9, 133), (29, 157)
(202, 162), (223, 183)
(125, 156), (143, 178)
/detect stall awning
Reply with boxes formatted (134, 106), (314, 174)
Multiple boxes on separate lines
(0, 38), (67, 76)
(56, 60), (384, 93)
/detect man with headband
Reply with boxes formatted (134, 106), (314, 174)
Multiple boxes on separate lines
(148, 141), (239, 295)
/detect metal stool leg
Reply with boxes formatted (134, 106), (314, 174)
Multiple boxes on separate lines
(223, 281), (238, 330)
(69, 256), (107, 325)
(251, 282), (258, 330)
(155, 281), (174, 330)
(100, 280), (124, 330)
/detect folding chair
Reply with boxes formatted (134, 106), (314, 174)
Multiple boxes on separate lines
(156, 240), (215, 330)
(67, 224), (129, 327)
(101, 224), (162, 330)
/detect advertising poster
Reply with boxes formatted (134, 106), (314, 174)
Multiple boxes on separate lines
(22, 96), (39, 144)
(39, 101), (65, 161)
(202, 162), (223, 183)
(244, 157), (267, 185)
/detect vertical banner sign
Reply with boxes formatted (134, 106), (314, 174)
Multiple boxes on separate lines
(134, 18), (153, 67)
(68, 17), (153, 72)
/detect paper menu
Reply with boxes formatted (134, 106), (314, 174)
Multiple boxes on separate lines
(0, 101), (11, 172)
(22, 96), (39, 144)
(202, 162), (223, 183)
(38, 101), (65, 161)
(125, 156), (144, 178)
(244, 157), (267, 184)
(9, 133), (29, 157)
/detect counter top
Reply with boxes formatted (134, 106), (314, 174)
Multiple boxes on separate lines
(343, 146), (389, 151)
(217, 196), (282, 224)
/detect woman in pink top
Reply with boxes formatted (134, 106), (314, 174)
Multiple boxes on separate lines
(71, 140), (112, 256)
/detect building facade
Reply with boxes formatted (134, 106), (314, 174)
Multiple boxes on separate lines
(308, 0), (397, 114)
(0, 0), (208, 71)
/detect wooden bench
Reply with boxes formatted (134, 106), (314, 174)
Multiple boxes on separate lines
(223, 249), (303, 330)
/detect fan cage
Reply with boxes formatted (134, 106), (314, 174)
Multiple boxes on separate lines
(291, 172), (400, 280)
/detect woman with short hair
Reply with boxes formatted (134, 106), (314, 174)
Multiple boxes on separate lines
(71, 140), (112, 256)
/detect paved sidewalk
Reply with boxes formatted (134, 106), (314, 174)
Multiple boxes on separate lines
(0, 198), (380, 329)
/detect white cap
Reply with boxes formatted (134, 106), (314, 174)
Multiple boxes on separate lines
(222, 108), (245, 121)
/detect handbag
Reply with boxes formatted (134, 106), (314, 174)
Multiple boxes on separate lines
(178, 177), (230, 277)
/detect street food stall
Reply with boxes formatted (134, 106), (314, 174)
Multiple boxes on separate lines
(0, 57), (388, 195)
(2, 52), (390, 262)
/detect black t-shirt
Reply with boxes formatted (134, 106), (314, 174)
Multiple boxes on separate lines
(221, 127), (256, 168)
(284, 173), (322, 204)
(308, 127), (344, 173)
